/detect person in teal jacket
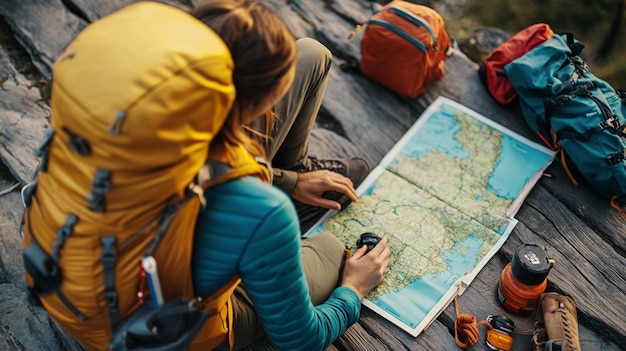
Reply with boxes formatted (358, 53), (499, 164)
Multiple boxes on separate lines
(190, 0), (391, 350)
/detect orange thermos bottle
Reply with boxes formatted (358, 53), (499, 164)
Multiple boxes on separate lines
(497, 244), (555, 313)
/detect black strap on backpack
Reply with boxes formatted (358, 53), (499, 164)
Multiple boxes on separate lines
(22, 213), (87, 321)
(562, 32), (585, 57)
(545, 81), (626, 141)
(22, 130), (85, 319)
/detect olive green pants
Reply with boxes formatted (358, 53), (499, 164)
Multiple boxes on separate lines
(266, 37), (332, 167)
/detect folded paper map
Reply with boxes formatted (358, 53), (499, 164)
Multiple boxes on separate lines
(305, 96), (554, 336)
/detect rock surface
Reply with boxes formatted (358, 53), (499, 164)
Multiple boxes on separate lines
(0, 1), (624, 350)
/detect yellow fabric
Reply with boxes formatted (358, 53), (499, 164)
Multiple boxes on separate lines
(187, 277), (241, 350)
(47, 1), (236, 233)
(22, 2), (264, 350)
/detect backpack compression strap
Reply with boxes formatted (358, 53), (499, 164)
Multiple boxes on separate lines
(22, 211), (87, 321)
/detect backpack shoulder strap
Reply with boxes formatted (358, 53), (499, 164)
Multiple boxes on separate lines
(561, 32), (585, 56)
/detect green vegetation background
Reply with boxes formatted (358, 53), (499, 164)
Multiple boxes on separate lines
(442, 0), (626, 88)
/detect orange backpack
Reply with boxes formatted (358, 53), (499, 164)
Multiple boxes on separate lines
(359, 0), (453, 98)
(21, 3), (268, 350)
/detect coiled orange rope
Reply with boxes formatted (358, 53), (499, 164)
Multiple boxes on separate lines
(453, 293), (491, 348)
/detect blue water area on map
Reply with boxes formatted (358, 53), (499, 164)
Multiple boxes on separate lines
(488, 134), (550, 199)
(363, 180), (380, 196)
(372, 235), (483, 329)
(395, 106), (550, 200)
(399, 109), (470, 160)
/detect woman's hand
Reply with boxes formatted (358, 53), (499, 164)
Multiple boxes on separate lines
(340, 235), (390, 300)
(292, 170), (358, 211)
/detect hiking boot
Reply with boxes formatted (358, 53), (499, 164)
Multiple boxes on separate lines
(294, 157), (370, 234)
(532, 292), (581, 351)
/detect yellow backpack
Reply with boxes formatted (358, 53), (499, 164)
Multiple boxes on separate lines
(21, 3), (268, 350)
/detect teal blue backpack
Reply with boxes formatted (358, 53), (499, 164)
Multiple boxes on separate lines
(504, 33), (626, 217)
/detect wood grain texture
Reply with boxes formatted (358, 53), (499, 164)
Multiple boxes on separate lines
(0, 0), (624, 350)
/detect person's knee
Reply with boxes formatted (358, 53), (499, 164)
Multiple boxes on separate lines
(301, 232), (345, 304)
(302, 231), (345, 261)
(295, 37), (332, 71)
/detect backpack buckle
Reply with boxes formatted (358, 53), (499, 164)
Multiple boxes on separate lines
(606, 116), (620, 130)
(23, 243), (62, 296)
(606, 150), (626, 166)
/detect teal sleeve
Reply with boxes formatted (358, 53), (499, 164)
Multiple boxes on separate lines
(238, 197), (361, 351)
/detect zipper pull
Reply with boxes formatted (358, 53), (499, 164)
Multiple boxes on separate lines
(109, 110), (127, 135)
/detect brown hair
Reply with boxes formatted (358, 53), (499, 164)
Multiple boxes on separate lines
(191, 0), (297, 157)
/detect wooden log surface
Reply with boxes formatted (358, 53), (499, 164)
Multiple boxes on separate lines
(0, 0), (624, 350)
